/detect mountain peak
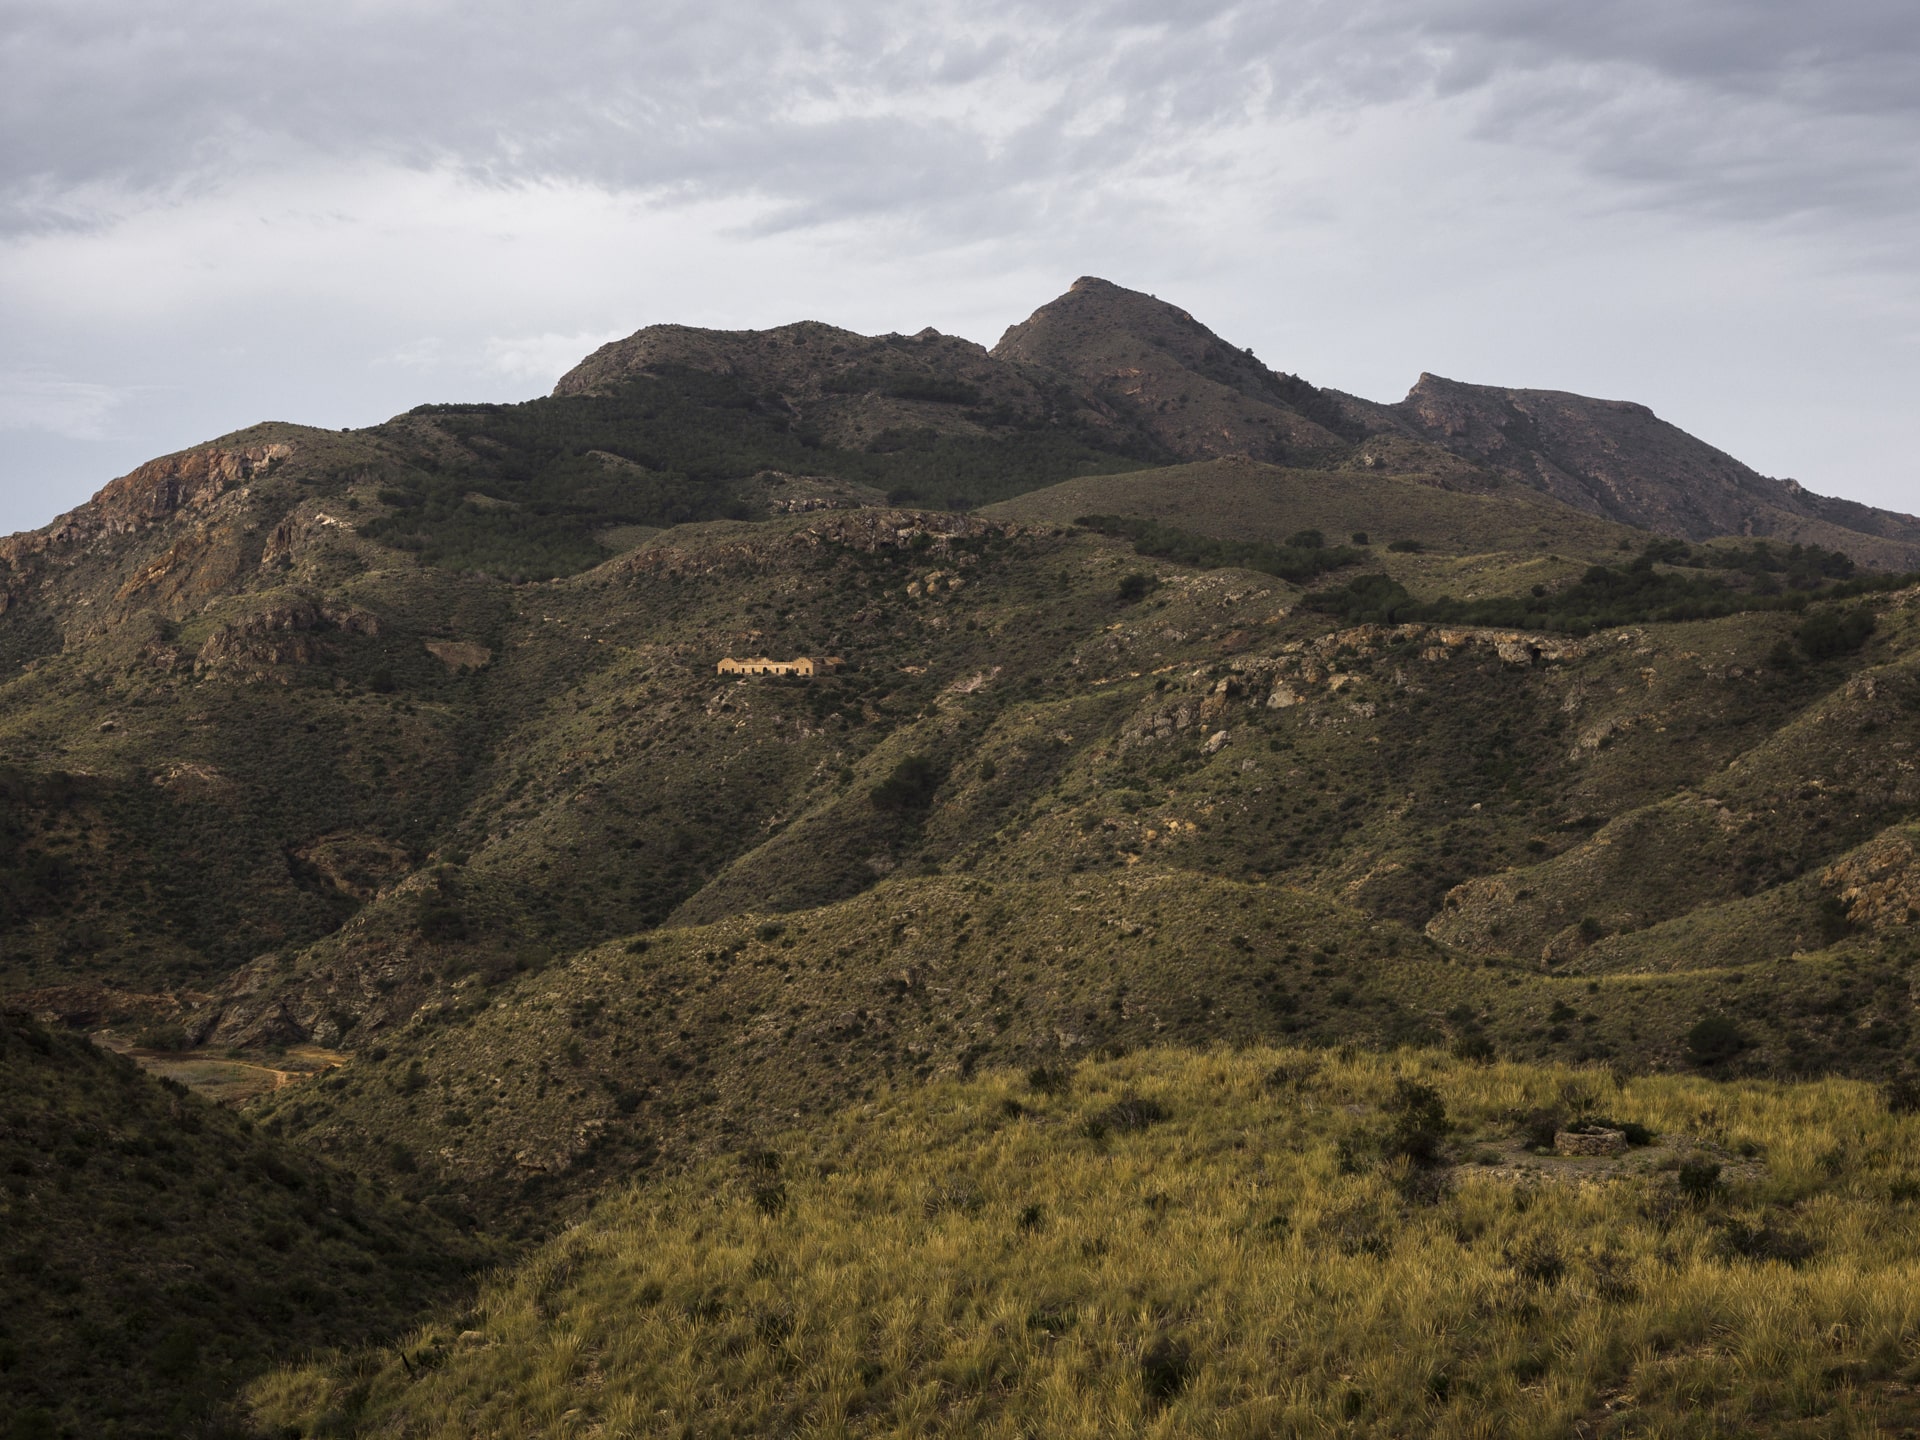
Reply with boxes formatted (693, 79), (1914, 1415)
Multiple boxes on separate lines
(991, 278), (1357, 460)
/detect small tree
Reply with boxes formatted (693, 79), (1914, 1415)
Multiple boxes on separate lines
(1684, 1015), (1747, 1067)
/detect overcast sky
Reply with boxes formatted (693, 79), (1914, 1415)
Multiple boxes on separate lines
(3, 0), (1917, 536)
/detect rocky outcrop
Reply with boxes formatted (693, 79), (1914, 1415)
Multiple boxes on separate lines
(0, 443), (291, 571)
(194, 597), (380, 679)
(1823, 827), (1920, 931)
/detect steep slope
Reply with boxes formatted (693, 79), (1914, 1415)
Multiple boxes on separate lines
(0, 1008), (484, 1439)
(992, 276), (1362, 463)
(1340, 374), (1920, 566)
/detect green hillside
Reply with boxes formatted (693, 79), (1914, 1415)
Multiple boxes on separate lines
(982, 455), (1640, 560)
(0, 1009), (485, 1440)
(5, 279), (1920, 1435)
(256, 1046), (1920, 1439)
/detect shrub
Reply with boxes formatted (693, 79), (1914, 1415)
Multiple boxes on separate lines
(1885, 1075), (1920, 1115)
(1713, 1218), (1816, 1266)
(751, 1181), (787, 1216)
(1090, 1094), (1167, 1135)
(135, 1023), (191, 1052)
(1684, 1015), (1747, 1067)
(1518, 1109), (1562, 1151)
(1140, 1334), (1192, 1405)
(1116, 572), (1159, 603)
(1451, 1032), (1495, 1064)
(415, 899), (469, 943)
(1508, 1237), (1565, 1288)
(1580, 1116), (1656, 1146)
(1796, 606), (1876, 661)
(870, 754), (945, 811)
(1386, 539), (1424, 553)
(1384, 1078), (1449, 1166)
(1026, 1065), (1071, 1096)
(1677, 1157), (1724, 1206)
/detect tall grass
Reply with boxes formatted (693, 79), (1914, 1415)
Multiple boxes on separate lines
(256, 1046), (1920, 1437)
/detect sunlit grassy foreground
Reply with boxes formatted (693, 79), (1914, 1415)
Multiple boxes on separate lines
(254, 1047), (1920, 1438)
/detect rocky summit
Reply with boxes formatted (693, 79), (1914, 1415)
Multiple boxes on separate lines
(5, 279), (1920, 1438)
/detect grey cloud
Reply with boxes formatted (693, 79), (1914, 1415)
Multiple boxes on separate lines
(3, 1), (1917, 244)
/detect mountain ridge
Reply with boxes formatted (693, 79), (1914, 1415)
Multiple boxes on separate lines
(1336, 371), (1920, 565)
(5, 276), (1920, 1435)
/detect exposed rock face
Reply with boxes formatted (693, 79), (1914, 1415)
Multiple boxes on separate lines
(194, 597), (380, 679)
(0, 443), (290, 569)
(1824, 828), (1920, 931)
(992, 276), (1358, 461)
(1338, 374), (1920, 564)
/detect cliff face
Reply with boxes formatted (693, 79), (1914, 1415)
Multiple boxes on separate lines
(0, 442), (289, 570)
(1339, 374), (1920, 564)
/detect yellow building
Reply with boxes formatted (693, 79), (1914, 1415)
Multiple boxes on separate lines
(716, 655), (844, 677)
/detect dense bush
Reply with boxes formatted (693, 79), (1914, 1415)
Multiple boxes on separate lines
(1307, 542), (1912, 636)
(870, 754), (946, 812)
(368, 372), (1155, 578)
(1796, 606), (1876, 660)
(1685, 1015), (1748, 1067)
(1076, 514), (1363, 584)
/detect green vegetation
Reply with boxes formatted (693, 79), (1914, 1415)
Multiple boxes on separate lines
(361, 372), (1157, 578)
(0, 1011), (484, 1440)
(1306, 543), (1914, 636)
(1075, 513), (1363, 584)
(6, 286), (1920, 1436)
(256, 1046), (1920, 1438)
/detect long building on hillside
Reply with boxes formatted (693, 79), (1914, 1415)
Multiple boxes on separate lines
(716, 655), (844, 677)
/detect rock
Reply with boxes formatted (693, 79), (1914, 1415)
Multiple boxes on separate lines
(193, 598), (381, 679)
(1203, 729), (1230, 755)
(1196, 676), (1239, 725)
(425, 640), (492, 670)
(1823, 832), (1920, 932)
(1267, 684), (1302, 709)
(1554, 1128), (1627, 1158)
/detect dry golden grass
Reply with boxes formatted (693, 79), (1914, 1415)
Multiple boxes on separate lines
(255, 1046), (1920, 1438)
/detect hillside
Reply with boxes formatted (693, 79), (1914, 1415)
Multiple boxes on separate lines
(1338, 374), (1920, 567)
(0, 1008), (484, 1440)
(981, 455), (1639, 560)
(4, 276), (1920, 1433)
(256, 1046), (1920, 1439)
